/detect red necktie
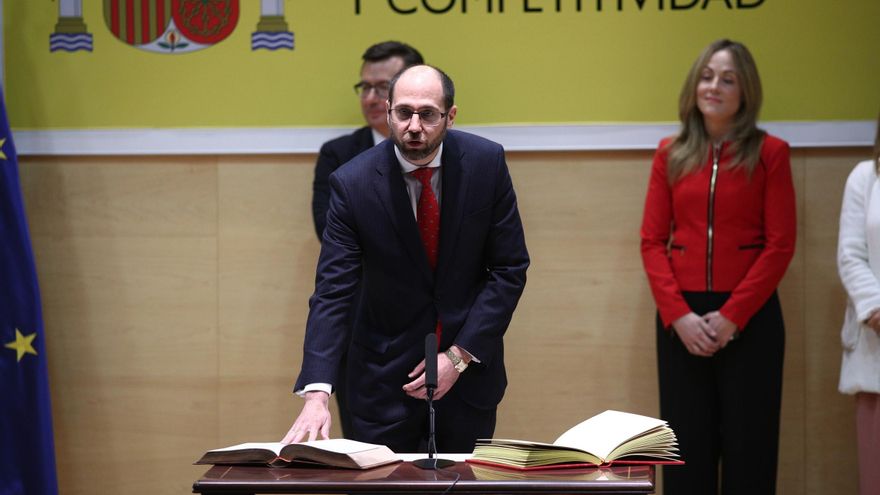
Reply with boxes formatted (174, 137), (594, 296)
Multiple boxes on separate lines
(412, 167), (440, 270)
(411, 167), (442, 341)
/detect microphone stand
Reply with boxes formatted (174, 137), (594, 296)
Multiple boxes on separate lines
(413, 380), (454, 469)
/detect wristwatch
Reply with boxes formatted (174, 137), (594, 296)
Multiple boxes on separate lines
(445, 349), (468, 373)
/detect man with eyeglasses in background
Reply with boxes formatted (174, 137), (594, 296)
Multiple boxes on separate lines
(284, 65), (529, 453)
(312, 41), (424, 239)
(309, 41), (423, 440)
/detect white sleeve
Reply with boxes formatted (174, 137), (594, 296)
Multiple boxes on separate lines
(838, 161), (880, 322)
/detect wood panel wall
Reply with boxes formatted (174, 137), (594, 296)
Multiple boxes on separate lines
(17, 147), (867, 494)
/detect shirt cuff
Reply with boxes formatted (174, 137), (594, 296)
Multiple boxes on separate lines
(455, 346), (480, 364)
(295, 383), (332, 397)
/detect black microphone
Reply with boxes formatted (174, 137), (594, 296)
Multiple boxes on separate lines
(413, 332), (455, 470)
(424, 333), (438, 390)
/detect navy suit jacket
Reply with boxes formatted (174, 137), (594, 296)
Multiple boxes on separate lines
(312, 127), (375, 239)
(295, 129), (529, 426)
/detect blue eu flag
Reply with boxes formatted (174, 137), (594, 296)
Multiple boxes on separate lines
(0, 87), (59, 495)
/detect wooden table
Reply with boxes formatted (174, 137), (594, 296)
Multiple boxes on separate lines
(192, 456), (655, 494)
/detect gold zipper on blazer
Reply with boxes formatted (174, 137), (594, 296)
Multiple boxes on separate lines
(706, 142), (721, 291)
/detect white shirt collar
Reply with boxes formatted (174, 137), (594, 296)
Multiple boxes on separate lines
(370, 128), (386, 147)
(394, 143), (444, 174)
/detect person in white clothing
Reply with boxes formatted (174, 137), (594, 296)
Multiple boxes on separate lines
(836, 111), (880, 495)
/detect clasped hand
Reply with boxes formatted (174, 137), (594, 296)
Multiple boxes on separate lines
(401, 351), (460, 400)
(672, 311), (738, 357)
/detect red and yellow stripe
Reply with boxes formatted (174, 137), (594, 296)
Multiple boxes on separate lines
(104, 0), (171, 46)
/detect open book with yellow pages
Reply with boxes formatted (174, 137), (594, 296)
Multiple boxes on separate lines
(468, 410), (683, 470)
(195, 438), (400, 470)
(470, 462), (652, 481)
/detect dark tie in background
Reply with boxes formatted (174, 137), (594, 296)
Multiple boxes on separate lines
(412, 167), (442, 341)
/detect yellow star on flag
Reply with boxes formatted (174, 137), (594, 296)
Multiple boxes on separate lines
(5, 328), (38, 362)
(0, 138), (6, 160)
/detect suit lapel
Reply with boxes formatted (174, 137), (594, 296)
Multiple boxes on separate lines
(437, 132), (467, 282)
(355, 126), (375, 154)
(372, 141), (434, 282)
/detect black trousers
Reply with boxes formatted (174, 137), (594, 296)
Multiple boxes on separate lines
(656, 292), (785, 495)
(349, 390), (497, 454)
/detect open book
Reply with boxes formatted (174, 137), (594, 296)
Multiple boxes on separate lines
(470, 463), (652, 482)
(195, 438), (400, 470)
(469, 410), (682, 470)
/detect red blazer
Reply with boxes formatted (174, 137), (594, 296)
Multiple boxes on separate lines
(640, 134), (796, 329)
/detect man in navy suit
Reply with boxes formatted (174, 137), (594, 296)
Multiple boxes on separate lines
(311, 41), (423, 438)
(284, 65), (529, 453)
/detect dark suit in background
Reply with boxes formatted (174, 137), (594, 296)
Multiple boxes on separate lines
(296, 129), (529, 452)
(311, 127), (375, 239)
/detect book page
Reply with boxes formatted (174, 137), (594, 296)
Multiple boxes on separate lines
(552, 410), (667, 461)
(472, 440), (603, 466)
(296, 439), (389, 454)
(208, 442), (284, 456)
(477, 438), (558, 449)
(279, 439), (398, 469)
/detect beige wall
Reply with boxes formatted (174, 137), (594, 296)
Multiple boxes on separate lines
(19, 146), (866, 494)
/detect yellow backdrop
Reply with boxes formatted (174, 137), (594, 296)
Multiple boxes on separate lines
(5, 0), (880, 129)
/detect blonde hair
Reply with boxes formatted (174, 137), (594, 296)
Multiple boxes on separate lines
(666, 39), (765, 183)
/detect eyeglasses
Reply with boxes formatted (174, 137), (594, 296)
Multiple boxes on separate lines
(353, 81), (390, 98)
(388, 107), (448, 126)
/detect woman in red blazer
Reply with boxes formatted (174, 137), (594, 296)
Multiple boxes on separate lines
(640, 39), (796, 495)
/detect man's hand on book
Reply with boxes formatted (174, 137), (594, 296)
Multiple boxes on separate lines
(282, 391), (331, 444)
